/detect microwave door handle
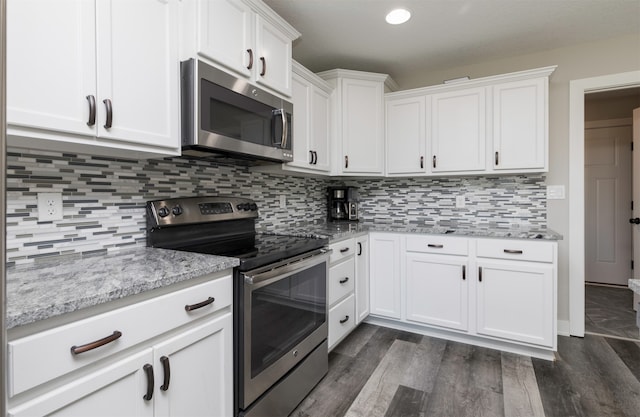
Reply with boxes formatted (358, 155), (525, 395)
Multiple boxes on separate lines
(271, 109), (282, 146)
(280, 109), (288, 149)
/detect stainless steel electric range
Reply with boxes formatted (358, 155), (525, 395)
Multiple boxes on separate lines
(146, 196), (329, 417)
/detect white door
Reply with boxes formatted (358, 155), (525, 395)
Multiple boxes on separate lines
(153, 314), (233, 417)
(633, 108), (640, 282)
(385, 95), (427, 175)
(96, 0), (180, 149)
(7, 0), (96, 137)
(585, 123), (633, 285)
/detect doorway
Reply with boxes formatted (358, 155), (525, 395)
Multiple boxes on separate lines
(583, 87), (640, 341)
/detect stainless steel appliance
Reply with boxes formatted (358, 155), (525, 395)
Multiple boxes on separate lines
(328, 186), (359, 222)
(180, 59), (293, 163)
(146, 197), (329, 417)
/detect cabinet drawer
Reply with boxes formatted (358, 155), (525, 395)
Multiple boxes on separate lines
(329, 258), (355, 305)
(329, 238), (356, 264)
(9, 274), (232, 397)
(328, 294), (355, 350)
(476, 239), (555, 263)
(406, 235), (468, 256)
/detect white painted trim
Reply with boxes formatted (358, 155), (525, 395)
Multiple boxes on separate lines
(557, 319), (571, 337)
(568, 70), (640, 337)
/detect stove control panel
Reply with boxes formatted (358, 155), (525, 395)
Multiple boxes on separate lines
(146, 196), (258, 227)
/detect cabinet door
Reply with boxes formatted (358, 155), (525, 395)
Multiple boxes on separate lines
(95, 0), (179, 149)
(290, 73), (313, 168)
(493, 78), (546, 170)
(406, 254), (468, 331)
(369, 234), (402, 319)
(386, 95), (427, 175)
(255, 15), (292, 96)
(197, 0), (253, 78)
(355, 236), (370, 324)
(431, 87), (486, 172)
(7, 0), (96, 137)
(310, 87), (331, 172)
(476, 261), (554, 347)
(153, 313), (233, 417)
(8, 349), (154, 417)
(341, 78), (385, 174)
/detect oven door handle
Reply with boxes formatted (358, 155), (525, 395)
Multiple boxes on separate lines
(243, 248), (331, 286)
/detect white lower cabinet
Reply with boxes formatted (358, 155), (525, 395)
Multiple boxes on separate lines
(369, 233), (402, 319)
(368, 233), (558, 358)
(405, 254), (468, 332)
(355, 235), (370, 324)
(327, 237), (356, 350)
(8, 272), (233, 417)
(328, 294), (356, 349)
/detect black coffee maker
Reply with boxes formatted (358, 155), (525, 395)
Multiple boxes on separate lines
(328, 186), (359, 222)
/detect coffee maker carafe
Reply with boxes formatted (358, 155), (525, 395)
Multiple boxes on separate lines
(328, 187), (359, 222)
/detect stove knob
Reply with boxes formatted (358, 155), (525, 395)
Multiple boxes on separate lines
(250, 203), (258, 211)
(236, 204), (244, 211)
(157, 206), (170, 218)
(172, 205), (183, 216)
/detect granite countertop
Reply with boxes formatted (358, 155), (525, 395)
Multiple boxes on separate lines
(629, 279), (640, 295)
(263, 221), (563, 242)
(6, 247), (239, 329)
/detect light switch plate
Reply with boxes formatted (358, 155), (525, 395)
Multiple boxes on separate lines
(37, 192), (63, 221)
(546, 185), (566, 200)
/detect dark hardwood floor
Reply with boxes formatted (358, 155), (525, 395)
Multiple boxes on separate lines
(291, 323), (640, 417)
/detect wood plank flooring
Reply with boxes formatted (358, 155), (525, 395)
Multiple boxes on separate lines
(291, 324), (640, 417)
(585, 284), (639, 340)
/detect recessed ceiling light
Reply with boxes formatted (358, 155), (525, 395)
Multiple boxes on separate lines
(386, 8), (411, 25)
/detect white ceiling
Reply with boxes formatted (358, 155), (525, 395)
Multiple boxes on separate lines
(263, 0), (640, 86)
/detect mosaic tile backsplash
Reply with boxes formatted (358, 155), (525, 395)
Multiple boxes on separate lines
(5, 148), (546, 265)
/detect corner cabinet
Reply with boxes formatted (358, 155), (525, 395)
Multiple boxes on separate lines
(355, 235), (370, 324)
(194, 0), (300, 97)
(7, 272), (233, 417)
(369, 233), (402, 319)
(7, 0), (181, 158)
(318, 69), (398, 176)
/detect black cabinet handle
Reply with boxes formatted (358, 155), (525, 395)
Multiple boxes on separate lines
(71, 330), (122, 355)
(143, 364), (154, 401)
(160, 356), (171, 391)
(103, 98), (113, 129)
(339, 277), (349, 284)
(185, 296), (215, 312)
(462, 265), (466, 280)
(313, 151), (318, 164)
(340, 247), (350, 253)
(309, 150), (314, 164)
(420, 155), (424, 169)
(345, 155), (349, 169)
(495, 151), (499, 166)
(427, 244), (444, 249)
(86, 95), (96, 127)
(357, 242), (362, 256)
(259, 57), (266, 76)
(246, 49), (253, 70)
(339, 315), (350, 324)
(432, 155), (437, 168)
(630, 218), (640, 224)
(503, 249), (524, 255)
(479, 267), (483, 282)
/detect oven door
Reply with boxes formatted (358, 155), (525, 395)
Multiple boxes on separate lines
(238, 249), (329, 410)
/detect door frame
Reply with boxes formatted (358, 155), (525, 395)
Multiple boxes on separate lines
(569, 70), (640, 337)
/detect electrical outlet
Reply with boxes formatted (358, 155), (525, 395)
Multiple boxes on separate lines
(37, 192), (63, 221)
(455, 195), (466, 208)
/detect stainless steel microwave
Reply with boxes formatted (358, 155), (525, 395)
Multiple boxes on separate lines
(180, 59), (293, 162)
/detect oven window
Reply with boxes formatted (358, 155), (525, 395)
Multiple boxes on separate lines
(250, 262), (326, 378)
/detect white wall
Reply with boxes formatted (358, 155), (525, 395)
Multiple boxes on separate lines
(394, 33), (640, 324)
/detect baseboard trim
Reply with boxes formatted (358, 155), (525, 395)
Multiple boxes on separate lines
(557, 319), (571, 337)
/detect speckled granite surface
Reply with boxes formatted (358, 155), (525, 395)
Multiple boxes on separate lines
(629, 279), (640, 294)
(6, 247), (239, 329)
(262, 221), (563, 242)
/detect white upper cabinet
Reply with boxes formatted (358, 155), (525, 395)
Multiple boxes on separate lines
(195, 0), (299, 97)
(7, 0), (181, 158)
(319, 69), (397, 176)
(492, 77), (547, 171)
(285, 61), (332, 173)
(386, 95), (428, 176)
(431, 87), (487, 173)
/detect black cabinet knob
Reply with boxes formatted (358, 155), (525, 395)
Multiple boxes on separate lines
(630, 218), (640, 224)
